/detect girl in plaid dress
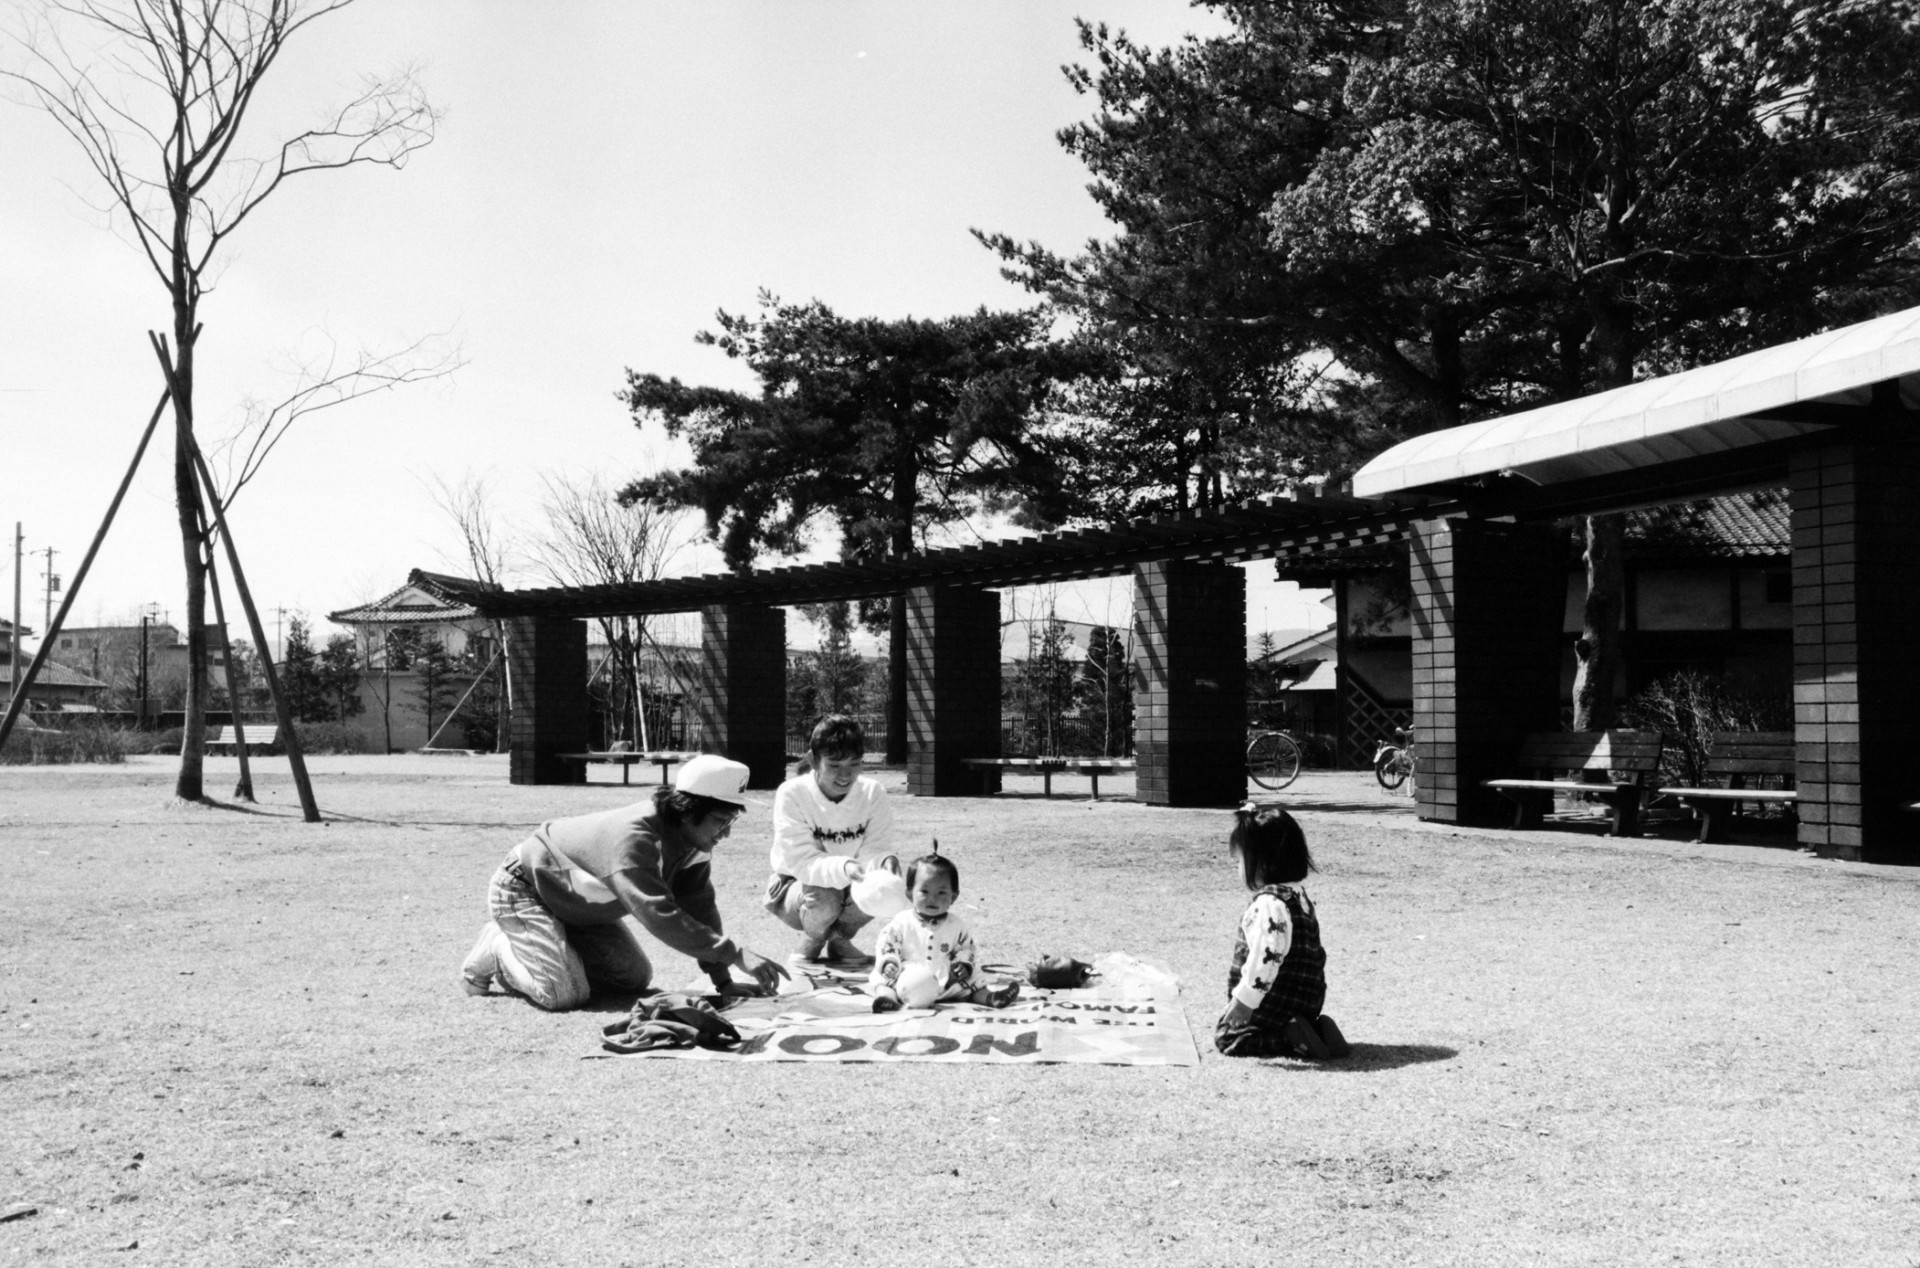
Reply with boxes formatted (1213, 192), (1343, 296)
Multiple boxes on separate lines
(1215, 804), (1351, 1060)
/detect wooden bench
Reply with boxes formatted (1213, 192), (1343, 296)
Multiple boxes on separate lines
(206, 724), (279, 756)
(962, 757), (1136, 799)
(1656, 731), (1797, 843)
(557, 749), (701, 786)
(1483, 730), (1665, 836)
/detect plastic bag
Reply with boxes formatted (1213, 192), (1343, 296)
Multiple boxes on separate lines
(850, 868), (909, 920)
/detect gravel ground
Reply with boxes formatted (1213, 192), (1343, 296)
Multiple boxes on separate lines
(2, 754), (1917, 1267)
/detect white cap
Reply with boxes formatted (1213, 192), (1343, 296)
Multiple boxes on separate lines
(674, 754), (751, 807)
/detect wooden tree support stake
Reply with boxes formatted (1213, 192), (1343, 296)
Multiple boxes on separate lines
(150, 331), (322, 823)
(0, 388), (170, 751)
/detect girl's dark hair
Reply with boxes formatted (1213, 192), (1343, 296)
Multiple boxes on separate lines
(905, 852), (959, 894)
(1229, 804), (1314, 889)
(809, 714), (865, 763)
(652, 787), (735, 827)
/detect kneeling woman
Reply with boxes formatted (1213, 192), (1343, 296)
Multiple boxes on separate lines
(461, 755), (789, 1010)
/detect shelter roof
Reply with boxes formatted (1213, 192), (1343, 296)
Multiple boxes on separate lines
(1353, 304), (1920, 499)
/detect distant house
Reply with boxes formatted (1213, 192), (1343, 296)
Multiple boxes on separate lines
(326, 577), (502, 751)
(327, 578), (497, 666)
(1250, 625), (1339, 736)
(2, 618), (109, 716)
(1286, 490), (1792, 765)
(55, 622), (228, 686)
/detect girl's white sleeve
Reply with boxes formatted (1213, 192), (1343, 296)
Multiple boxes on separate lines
(1231, 893), (1293, 1011)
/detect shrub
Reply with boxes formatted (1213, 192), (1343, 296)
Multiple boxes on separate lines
(293, 720), (378, 755)
(1624, 670), (1791, 787)
(0, 721), (139, 765)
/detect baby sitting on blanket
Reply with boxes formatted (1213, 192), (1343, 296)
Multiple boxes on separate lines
(868, 851), (1020, 1012)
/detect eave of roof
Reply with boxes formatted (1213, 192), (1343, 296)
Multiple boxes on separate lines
(1353, 305), (1920, 498)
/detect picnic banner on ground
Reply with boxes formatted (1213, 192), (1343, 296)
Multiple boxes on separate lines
(640, 952), (1199, 1066)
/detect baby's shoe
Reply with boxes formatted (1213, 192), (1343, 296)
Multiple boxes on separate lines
(1282, 1016), (1331, 1060)
(1313, 1014), (1351, 1058)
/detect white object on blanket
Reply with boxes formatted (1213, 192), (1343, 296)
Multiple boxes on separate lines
(850, 868), (909, 920)
(894, 963), (940, 1009)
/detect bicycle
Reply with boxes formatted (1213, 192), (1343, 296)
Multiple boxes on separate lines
(1373, 726), (1415, 794)
(1246, 729), (1303, 791)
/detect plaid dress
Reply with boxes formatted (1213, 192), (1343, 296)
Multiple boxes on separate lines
(1215, 884), (1327, 1055)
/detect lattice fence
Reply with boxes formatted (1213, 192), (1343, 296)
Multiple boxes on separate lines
(1341, 671), (1410, 768)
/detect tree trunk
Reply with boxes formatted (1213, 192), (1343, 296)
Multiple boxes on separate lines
(170, 326), (208, 801)
(1572, 296), (1635, 733)
(1571, 512), (1626, 730)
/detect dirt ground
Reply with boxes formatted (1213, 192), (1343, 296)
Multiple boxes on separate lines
(2, 754), (1917, 1267)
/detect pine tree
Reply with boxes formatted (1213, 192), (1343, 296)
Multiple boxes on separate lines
(281, 617), (329, 724)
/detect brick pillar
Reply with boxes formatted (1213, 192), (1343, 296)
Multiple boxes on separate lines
(1409, 518), (1563, 825)
(906, 585), (1000, 796)
(1790, 428), (1920, 864)
(506, 615), (587, 786)
(691, 604), (787, 789)
(1133, 559), (1246, 808)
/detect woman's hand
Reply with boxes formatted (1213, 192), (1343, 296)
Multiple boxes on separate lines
(736, 948), (791, 994)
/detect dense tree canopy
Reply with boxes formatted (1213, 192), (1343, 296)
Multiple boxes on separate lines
(988, 0), (1920, 722)
(620, 296), (1094, 568)
(621, 296), (1094, 759)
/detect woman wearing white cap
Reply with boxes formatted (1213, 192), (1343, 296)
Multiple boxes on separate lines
(460, 754), (790, 1010)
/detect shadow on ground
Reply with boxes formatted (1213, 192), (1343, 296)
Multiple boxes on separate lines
(1256, 1043), (1457, 1073)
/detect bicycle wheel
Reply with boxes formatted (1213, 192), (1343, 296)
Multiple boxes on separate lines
(1247, 732), (1303, 790)
(1374, 746), (1411, 792)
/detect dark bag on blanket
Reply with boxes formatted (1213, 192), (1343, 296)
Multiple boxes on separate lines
(602, 991), (743, 1055)
(1026, 955), (1095, 989)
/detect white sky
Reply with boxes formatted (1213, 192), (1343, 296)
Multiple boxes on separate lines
(1, 1), (1331, 660)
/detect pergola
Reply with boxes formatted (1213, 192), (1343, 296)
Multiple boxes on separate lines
(423, 303), (1920, 863)
(411, 486), (1422, 809)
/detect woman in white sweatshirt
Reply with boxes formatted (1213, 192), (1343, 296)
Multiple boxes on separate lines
(763, 714), (898, 964)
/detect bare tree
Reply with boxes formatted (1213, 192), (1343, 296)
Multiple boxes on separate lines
(3, 0), (439, 802)
(423, 472), (517, 753)
(212, 332), (463, 507)
(530, 472), (697, 751)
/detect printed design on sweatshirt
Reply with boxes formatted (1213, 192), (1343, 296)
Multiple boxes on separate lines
(812, 825), (868, 847)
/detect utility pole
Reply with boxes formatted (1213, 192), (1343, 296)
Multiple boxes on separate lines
(36, 546), (58, 647)
(9, 524), (21, 710)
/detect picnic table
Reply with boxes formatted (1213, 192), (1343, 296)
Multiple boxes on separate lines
(962, 756), (1137, 799)
(557, 749), (703, 786)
